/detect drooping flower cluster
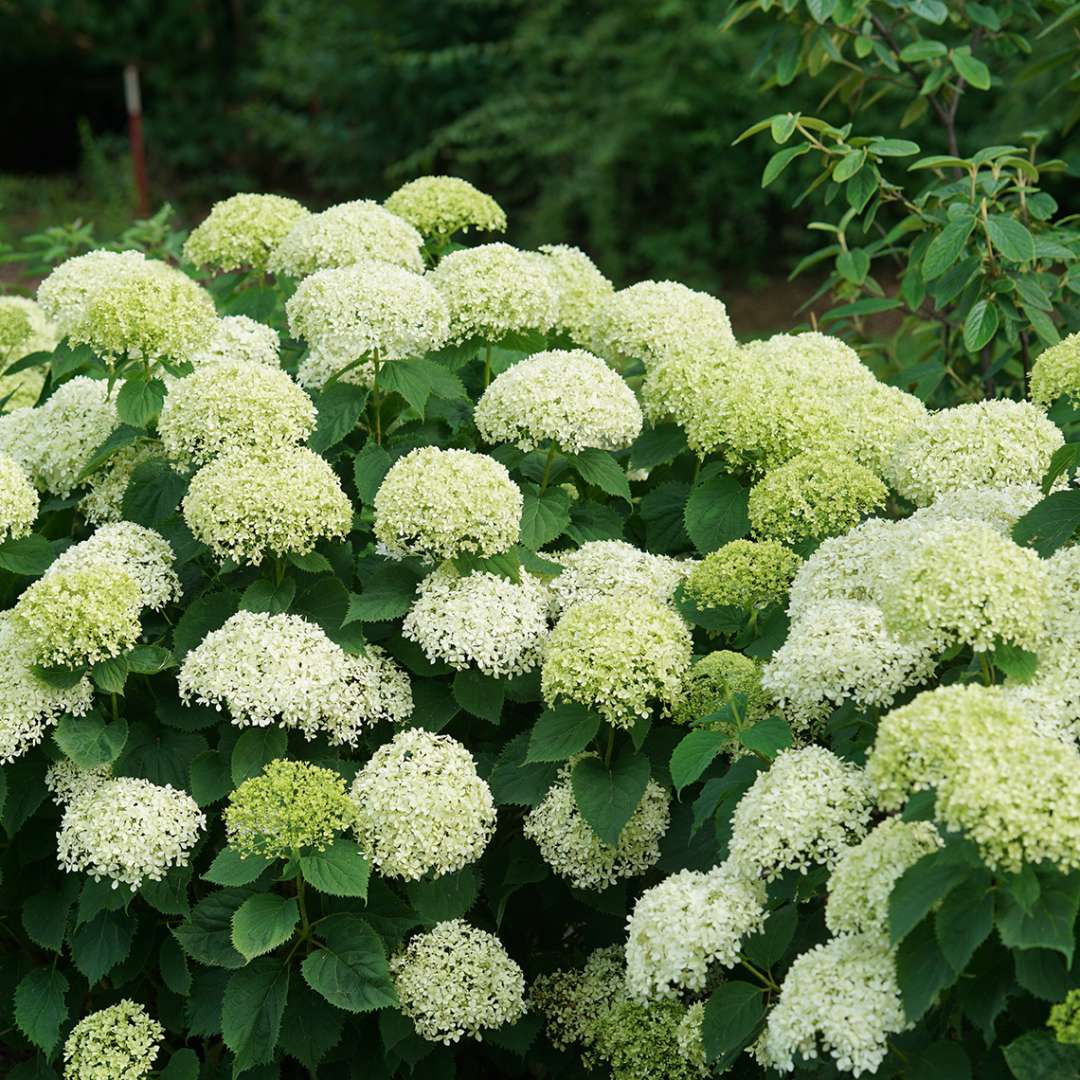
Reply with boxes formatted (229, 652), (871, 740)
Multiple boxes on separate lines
(268, 198), (425, 277)
(158, 358), (316, 466)
(373, 447), (522, 561)
(179, 612), (412, 743)
(349, 728), (496, 880)
(390, 920), (527, 1044)
(182, 192), (310, 272)
(1031, 331), (1080, 406)
(63, 999), (164, 1080)
(672, 649), (771, 733)
(548, 540), (689, 613)
(183, 446), (352, 564)
(402, 567), (551, 677)
(524, 760), (670, 889)
(187, 315), (281, 369)
(541, 595), (692, 728)
(474, 348), (642, 453)
(384, 176), (507, 239)
(224, 759), (355, 859)
(0, 451), (38, 540)
(683, 539), (800, 613)
(537, 244), (615, 343)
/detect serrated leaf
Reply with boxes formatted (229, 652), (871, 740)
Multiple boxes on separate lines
(346, 563), (420, 622)
(406, 867), (479, 924)
(702, 981), (764, 1063)
(571, 749), (650, 847)
(140, 867), (192, 917)
(173, 889), (250, 969)
(160, 936), (193, 995)
(300, 838), (371, 898)
(684, 464), (749, 553)
(222, 957), (290, 1076)
(895, 919), (956, 1021)
(231, 726), (288, 785)
(0, 534), (55, 576)
(570, 449), (631, 500)
(935, 877), (993, 972)
(353, 441), (392, 504)
(308, 382), (369, 453)
(519, 485), (571, 550)
(526, 703), (602, 763)
(670, 729), (729, 794)
(240, 577), (296, 615)
(452, 669), (504, 723)
(990, 639), (1038, 682)
(71, 909), (134, 983)
(204, 846), (274, 886)
(54, 711), (128, 768)
(889, 842), (977, 945)
(160, 1049), (200, 1080)
(963, 298), (999, 351)
(278, 979), (346, 1072)
(116, 375), (166, 427)
(629, 424), (688, 471)
(189, 749), (233, 806)
(1013, 490), (1080, 555)
(22, 888), (74, 953)
(126, 644), (174, 674)
(1004, 1032), (1080, 1079)
(122, 458), (187, 526)
(14, 968), (68, 1054)
(996, 867), (1080, 963)
(738, 716), (793, 759)
(232, 892), (299, 960)
(172, 588), (240, 658)
(489, 731), (560, 807)
(301, 914), (397, 1013)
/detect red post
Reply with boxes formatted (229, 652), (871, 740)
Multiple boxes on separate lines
(124, 63), (151, 218)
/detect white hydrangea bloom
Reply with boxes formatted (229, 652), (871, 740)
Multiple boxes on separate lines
(63, 999), (164, 1080)
(548, 540), (690, 614)
(0, 406), (43, 475)
(0, 451), (38, 540)
(46, 760), (111, 806)
(916, 483), (1045, 535)
(728, 746), (874, 882)
(640, 351), (736, 428)
(391, 920), (527, 1044)
(187, 315), (281, 368)
(0, 295), (58, 358)
(56, 775), (205, 890)
(350, 728), (496, 880)
(37, 250), (148, 336)
(524, 761), (670, 889)
(179, 612), (411, 743)
(183, 192), (310, 272)
(537, 244), (615, 344)
(402, 567), (552, 677)
(474, 349), (642, 453)
(624, 861), (767, 1000)
(385, 175), (507, 239)
(758, 932), (908, 1076)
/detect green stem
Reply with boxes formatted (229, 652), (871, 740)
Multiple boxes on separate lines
(482, 343), (493, 389)
(603, 727), (615, 768)
(274, 557), (285, 586)
(979, 652), (995, 686)
(110, 694), (119, 723)
(296, 874), (310, 938)
(739, 955), (779, 992)
(539, 443), (558, 493)
(371, 351), (383, 445)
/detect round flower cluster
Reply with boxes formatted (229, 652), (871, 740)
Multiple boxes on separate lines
(373, 447), (522, 561)
(916, 483), (1045, 536)
(1049, 989), (1080, 1045)
(757, 932), (907, 1076)
(0, 451), (38, 540)
(537, 244), (615, 343)
(0, 295), (57, 358)
(887, 399), (1064, 506)
(0, 613), (93, 763)
(624, 861), (767, 1000)
(548, 540), (688, 613)
(268, 198), (425, 277)
(474, 348), (642, 453)
(390, 920), (526, 1044)
(224, 759), (355, 859)
(748, 449), (887, 546)
(182, 192), (310, 272)
(183, 446), (352, 565)
(867, 684), (1080, 872)
(879, 519), (1048, 652)
(286, 260), (450, 368)
(14, 563), (143, 667)
(592, 999), (706, 1080)
(46, 522), (181, 611)
(427, 243), (559, 344)
(37, 250), (148, 335)
(158, 358), (316, 466)
(541, 595), (692, 729)
(57, 775), (205, 890)
(63, 999), (164, 1080)
(402, 567), (551, 677)
(672, 650), (771, 731)
(179, 612), (412, 742)
(728, 746), (874, 881)
(79, 439), (162, 525)
(588, 280), (734, 370)
(762, 599), (937, 730)
(683, 539), (800, 612)
(524, 761), (670, 889)
(46, 760), (111, 806)
(349, 728), (496, 880)
(384, 176), (507, 239)
(188, 315), (281, 369)
(825, 818), (943, 936)
(1031, 332), (1080, 406)
(639, 349), (736, 428)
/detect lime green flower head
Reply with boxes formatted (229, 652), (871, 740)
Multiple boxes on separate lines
(183, 192), (310, 272)
(536, 243), (614, 345)
(384, 175), (507, 240)
(1031, 332), (1080, 407)
(63, 999), (164, 1080)
(592, 999), (705, 1080)
(684, 539), (801, 612)
(1049, 989), (1080, 1045)
(672, 649), (771, 733)
(0, 451), (38, 541)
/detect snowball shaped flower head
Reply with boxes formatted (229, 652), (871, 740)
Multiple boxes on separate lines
(182, 192), (310, 272)
(183, 446), (352, 565)
(625, 862), (767, 1000)
(46, 522), (181, 611)
(390, 920), (526, 1044)
(880, 519), (1048, 652)
(286, 260), (450, 365)
(1049, 990), (1080, 1046)
(373, 447), (521, 561)
(593, 999), (707, 1080)
(588, 280), (734, 370)
(916, 483), (1044, 536)
(37, 249), (147, 335)
(826, 818), (943, 936)
(762, 599), (936, 732)
(63, 999), (164, 1080)
(0, 613), (93, 763)
(187, 315), (280, 369)
(402, 566), (551, 677)
(0, 451), (37, 540)
(537, 244), (615, 344)
(79, 439), (162, 525)
(15, 563), (142, 667)
(225, 759), (354, 859)
(524, 759), (670, 889)
(758, 932), (907, 1077)
(427, 242), (558, 344)
(640, 349), (738, 428)
(475, 348), (642, 453)
(384, 175), (507, 239)
(887, 399), (1064, 506)
(180, 612), (411, 743)
(672, 650), (771, 731)
(548, 540), (688, 613)
(268, 198), (424, 277)
(32, 375), (119, 496)
(728, 746), (873, 881)
(0, 295), (57, 360)
(46, 760), (111, 806)
(541, 595), (692, 729)
(57, 776), (205, 890)
(158, 358), (315, 466)
(684, 539), (801, 612)
(867, 684), (1080, 872)
(1031, 331), (1080, 407)
(349, 728), (496, 880)
(749, 450), (887, 546)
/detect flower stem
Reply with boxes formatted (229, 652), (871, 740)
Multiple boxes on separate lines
(539, 443), (558, 493)
(482, 343), (493, 389)
(371, 351), (383, 445)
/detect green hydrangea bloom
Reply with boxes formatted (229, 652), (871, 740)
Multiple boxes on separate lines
(592, 999), (703, 1080)
(183, 192), (310, 272)
(1049, 989), (1080, 1045)
(672, 650), (771, 734)
(1031, 332), (1080, 407)
(384, 175), (507, 239)
(684, 539), (801, 611)
(63, 999), (163, 1080)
